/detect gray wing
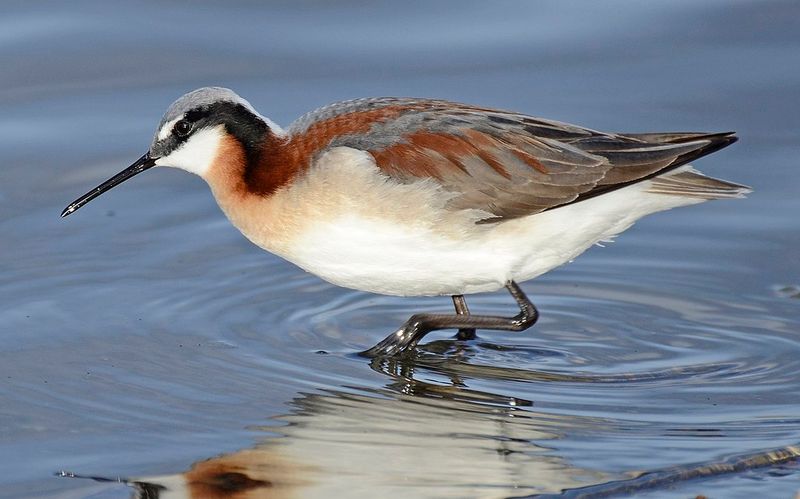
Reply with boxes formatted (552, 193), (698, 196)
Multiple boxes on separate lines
(288, 98), (739, 222)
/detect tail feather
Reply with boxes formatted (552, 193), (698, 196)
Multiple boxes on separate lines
(569, 131), (743, 204)
(631, 132), (749, 200)
(649, 167), (751, 200)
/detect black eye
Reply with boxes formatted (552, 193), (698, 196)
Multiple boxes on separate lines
(174, 119), (192, 137)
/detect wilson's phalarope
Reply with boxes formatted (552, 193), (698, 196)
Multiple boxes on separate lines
(62, 87), (749, 357)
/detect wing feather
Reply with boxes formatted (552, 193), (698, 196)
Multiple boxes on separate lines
(287, 98), (738, 223)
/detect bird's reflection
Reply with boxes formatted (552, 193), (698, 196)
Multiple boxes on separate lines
(124, 393), (606, 498)
(59, 341), (800, 498)
(367, 347), (533, 407)
(380, 337), (734, 385)
(100, 348), (616, 498)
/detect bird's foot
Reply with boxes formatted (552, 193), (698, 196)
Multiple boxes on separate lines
(359, 319), (428, 358)
(360, 281), (538, 358)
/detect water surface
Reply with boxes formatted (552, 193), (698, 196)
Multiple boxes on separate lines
(1, 1), (799, 497)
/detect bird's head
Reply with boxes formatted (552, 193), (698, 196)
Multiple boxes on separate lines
(62, 87), (281, 217)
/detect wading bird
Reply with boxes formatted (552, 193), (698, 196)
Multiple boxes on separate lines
(62, 88), (748, 356)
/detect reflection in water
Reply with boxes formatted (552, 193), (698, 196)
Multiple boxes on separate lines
(381, 339), (735, 384)
(369, 350), (534, 406)
(535, 444), (800, 499)
(63, 378), (800, 498)
(121, 389), (610, 498)
(97, 336), (798, 498)
(43, 259), (800, 497)
(4, 2), (800, 497)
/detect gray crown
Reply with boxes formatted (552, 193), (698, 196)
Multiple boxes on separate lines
(151, 87), (254, 149)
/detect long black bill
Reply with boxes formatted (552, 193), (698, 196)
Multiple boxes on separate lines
(61, 152), (157, 217)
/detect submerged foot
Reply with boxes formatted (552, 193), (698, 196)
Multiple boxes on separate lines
(361, 281), (539, 358)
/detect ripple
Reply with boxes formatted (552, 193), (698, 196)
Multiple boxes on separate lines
(3, 1), (800, 496)
(9, 203), (800, 434)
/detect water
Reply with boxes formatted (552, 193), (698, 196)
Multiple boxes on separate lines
(2, 1), (799, 497)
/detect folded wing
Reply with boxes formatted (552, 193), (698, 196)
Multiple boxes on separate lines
(289, 98), (742, 223)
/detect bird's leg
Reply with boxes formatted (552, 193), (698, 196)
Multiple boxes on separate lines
(361, 281), (539, 358)
(452, 295), (477, 340)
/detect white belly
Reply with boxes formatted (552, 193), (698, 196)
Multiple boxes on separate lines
(283, 179), (701, 297)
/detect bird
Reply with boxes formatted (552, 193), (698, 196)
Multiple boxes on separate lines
(62, 87), (749, 357)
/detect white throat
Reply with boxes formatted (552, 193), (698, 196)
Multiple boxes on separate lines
(154, 125), (225, 178)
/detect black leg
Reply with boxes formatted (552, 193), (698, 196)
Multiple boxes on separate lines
(452, 295), (477, 340)
(360, 281), (539, 358)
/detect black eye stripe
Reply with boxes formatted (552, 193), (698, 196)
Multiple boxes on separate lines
(184, 109), (209, 122)
(169, 108), (210, 142)
(156, 101), (267, 156)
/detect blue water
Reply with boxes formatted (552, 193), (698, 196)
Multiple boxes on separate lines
(1, 1), (799, 497)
